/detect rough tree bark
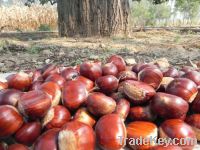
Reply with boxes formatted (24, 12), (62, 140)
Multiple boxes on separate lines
(57, 0), (130, 37)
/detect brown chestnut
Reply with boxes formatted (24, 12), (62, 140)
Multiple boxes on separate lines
(132, 63), (145, 74)
(166, 78), (198, 103)
(157, 77), (174, 92)
(138, 67), (163, 89)
(122, 80), (156, 104)
(42, 105), (71, 130)
(45, 73), (66, 88)
(117, 70), (137, 82)
(150, 92), (189, 119)
(14, 122), (42, 146)
(102, 63), (118, 76)
(114, 98), (130, 121)
(58, 121), (95, 150)
(107, 55), (126, 72)
(7, 144), (29, 150)
(18, 90), (51, 119)
(96, 75), (119, 93)
(0, 105), (23, 138)
(62, 80), (88, 110)
(163, 67), (179, 78)
(74, 76), (94, 91)
(126, 121), (158, 150)
(182, 71), (200, 86)
(95, 114), (127, 150)
(42, 64), (59, 79)
(0, 81), (8, 90)
(32, 70), (43, 82)
(61, 67), (79, 81)
(191, 88), (200, 113)
(80, 61), (102, 81)
(73, 107), (96, 127)
(87, 92), (116, 116)
(181, 66), (195, 73)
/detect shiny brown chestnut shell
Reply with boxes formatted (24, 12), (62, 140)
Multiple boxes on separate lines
(138, 67), (163, 89)
(166, 78), (198, 103)
(181, 66), (195, 73)
(126, 121), (158, 150)
(150, 92), (189, 119)
(62, 80), (88, 110)
(182, 71), (200, 86)
(163, 67), (179, 78)
(95, 114), (127, 150)
(117, 70), (137, 82)
(107, 55), (126, 73)
(0, 82), (8, 90)
(45, 74), (66, 88)
(0, 105), (23, 138)
(14, 122), (42, 146)
(132, 63), (145, 74)
(18, 90), (52, 119)
(58, 121), (95, 150)
(122, 80), (156, 104)
(102, 63), (118, 76)
(42, 64), (59, 79)
(80, 61), (102, 81)
(61, 67), (79, 81)
(191, 88), (200, 113)
(114, 98), (130, 121)
(32, 70), (43, 82)
(157, 77), (174, 92)
(96, 75), (119, 93)
(42, 105), (71, 130)
(74, 76), (94, 91)
(7, 144), (29, 150)
(87, 92), (116, 117)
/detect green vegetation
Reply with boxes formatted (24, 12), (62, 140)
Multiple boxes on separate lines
(38, 24), (51, 31)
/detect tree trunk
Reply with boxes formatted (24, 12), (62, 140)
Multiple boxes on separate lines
(57, 0), (130, 37)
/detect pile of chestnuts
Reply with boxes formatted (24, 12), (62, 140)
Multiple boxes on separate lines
(0, 55), (200, 150)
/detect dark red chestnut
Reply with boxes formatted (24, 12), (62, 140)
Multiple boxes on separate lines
(0, 81), (8, 90)
(87, 92), (116, 116)
(74, 76), (94, 91)
(138, 67), (163, 89)
(110, 92), (124, 101)
(129, 105), (156, 121)
(18, 90), (51, 119)
(127, 121), (158, 150)
(80, 61), (102, 81)
(74, 107), (96, 127)
(45, 74), (66, 88)
(62, 80), (88, 110)
(117, 70), (137, 82)
(191, 88), (200, 113)
(159, 119), (196, 149)
(102, 63), (118, 76)
(42, 64), (59, 79)
(95, 114), (127, 150)
(0, 105), (23, 138)
(137, 63), (158, 73)
(132, 63), (145, 74)
(181, 66), (195, 73)
(30, 81), (43, 90)
(182, 71), (200, 86)
(96, 75), (119, 93)
(157, 77), (174, 92)
(34, 128), (60, 150)
(0, 89), (22, 106)
(61, 67), (79, 81)
(15, 122), (42, 146)
(6, 72), (31, 91)
(32, 70), (43, 82)
(42, 105), (71, 130)
(122, 80), (156, 104)
(107, 55), (126, 72)
(58, 121), (95, 150)
(163, 67), (179, 78)
(114, 98), (130, 121)
(166, 78), (198, 103)
(150, 92), (189, 119)
(7, 144), (29, 150)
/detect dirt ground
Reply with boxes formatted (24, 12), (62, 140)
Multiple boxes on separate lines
(0, 30), (200, 72)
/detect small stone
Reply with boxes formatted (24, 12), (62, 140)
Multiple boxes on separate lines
(125, 58), (136, 65)
(45, 59), (51, 64)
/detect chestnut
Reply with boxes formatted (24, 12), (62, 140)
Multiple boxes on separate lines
(6, 72), (31, 91)
(7, 144), (29, 150)
(34, 128), (60, 150)
(87, 92), (116, 116)
(0, 81), (8, 90)
(126, 121), (158, 150)
(61, 67), (79, 81)
(163, 67), (179, 78)
(122, 80), (156, 104)
(37, 81), (61, 106)
(107, 55), (126, 72)
(102, 63), (118, 76)
(117, 70), (137, 82)
(191, 88), (200, 113)
(114, 98), (130, 121)
(80, 61), (102, 81)
(45, 73), (66, 88)
(132, 63), (145, 74)
(166, 78), (198, 103)
(30, 81), (43, 90)
(18, 90), (52, 119)
(182, 71), (200, 86)
(42, 105), (71, 130)
(150, 92), (189, 119)
(110, 92), (124, 101)
(73, 107), (96, 127)
(14, 122), (42, 146)
(159, 119), (196, 149)
(138, 67), (163, 89)
(0, 89), (22, 107)
(157, 77), (174, 92)
(96, 75), (119, 93)
(62, 80), (88, 110)
(0, 105), (23, 138)
(74, 76), (94, 91)
(95, 114), (127, 150)
(150, 145), (182, 150)
(42, 64), (59, 79)
(32, 70), (43, 82)
(129, 105), (156, 121)
(181, 66), (195, 73)
(185, 114), (200, 141)
(0, 142), (7, 150)
(58, 121), (95, 150)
